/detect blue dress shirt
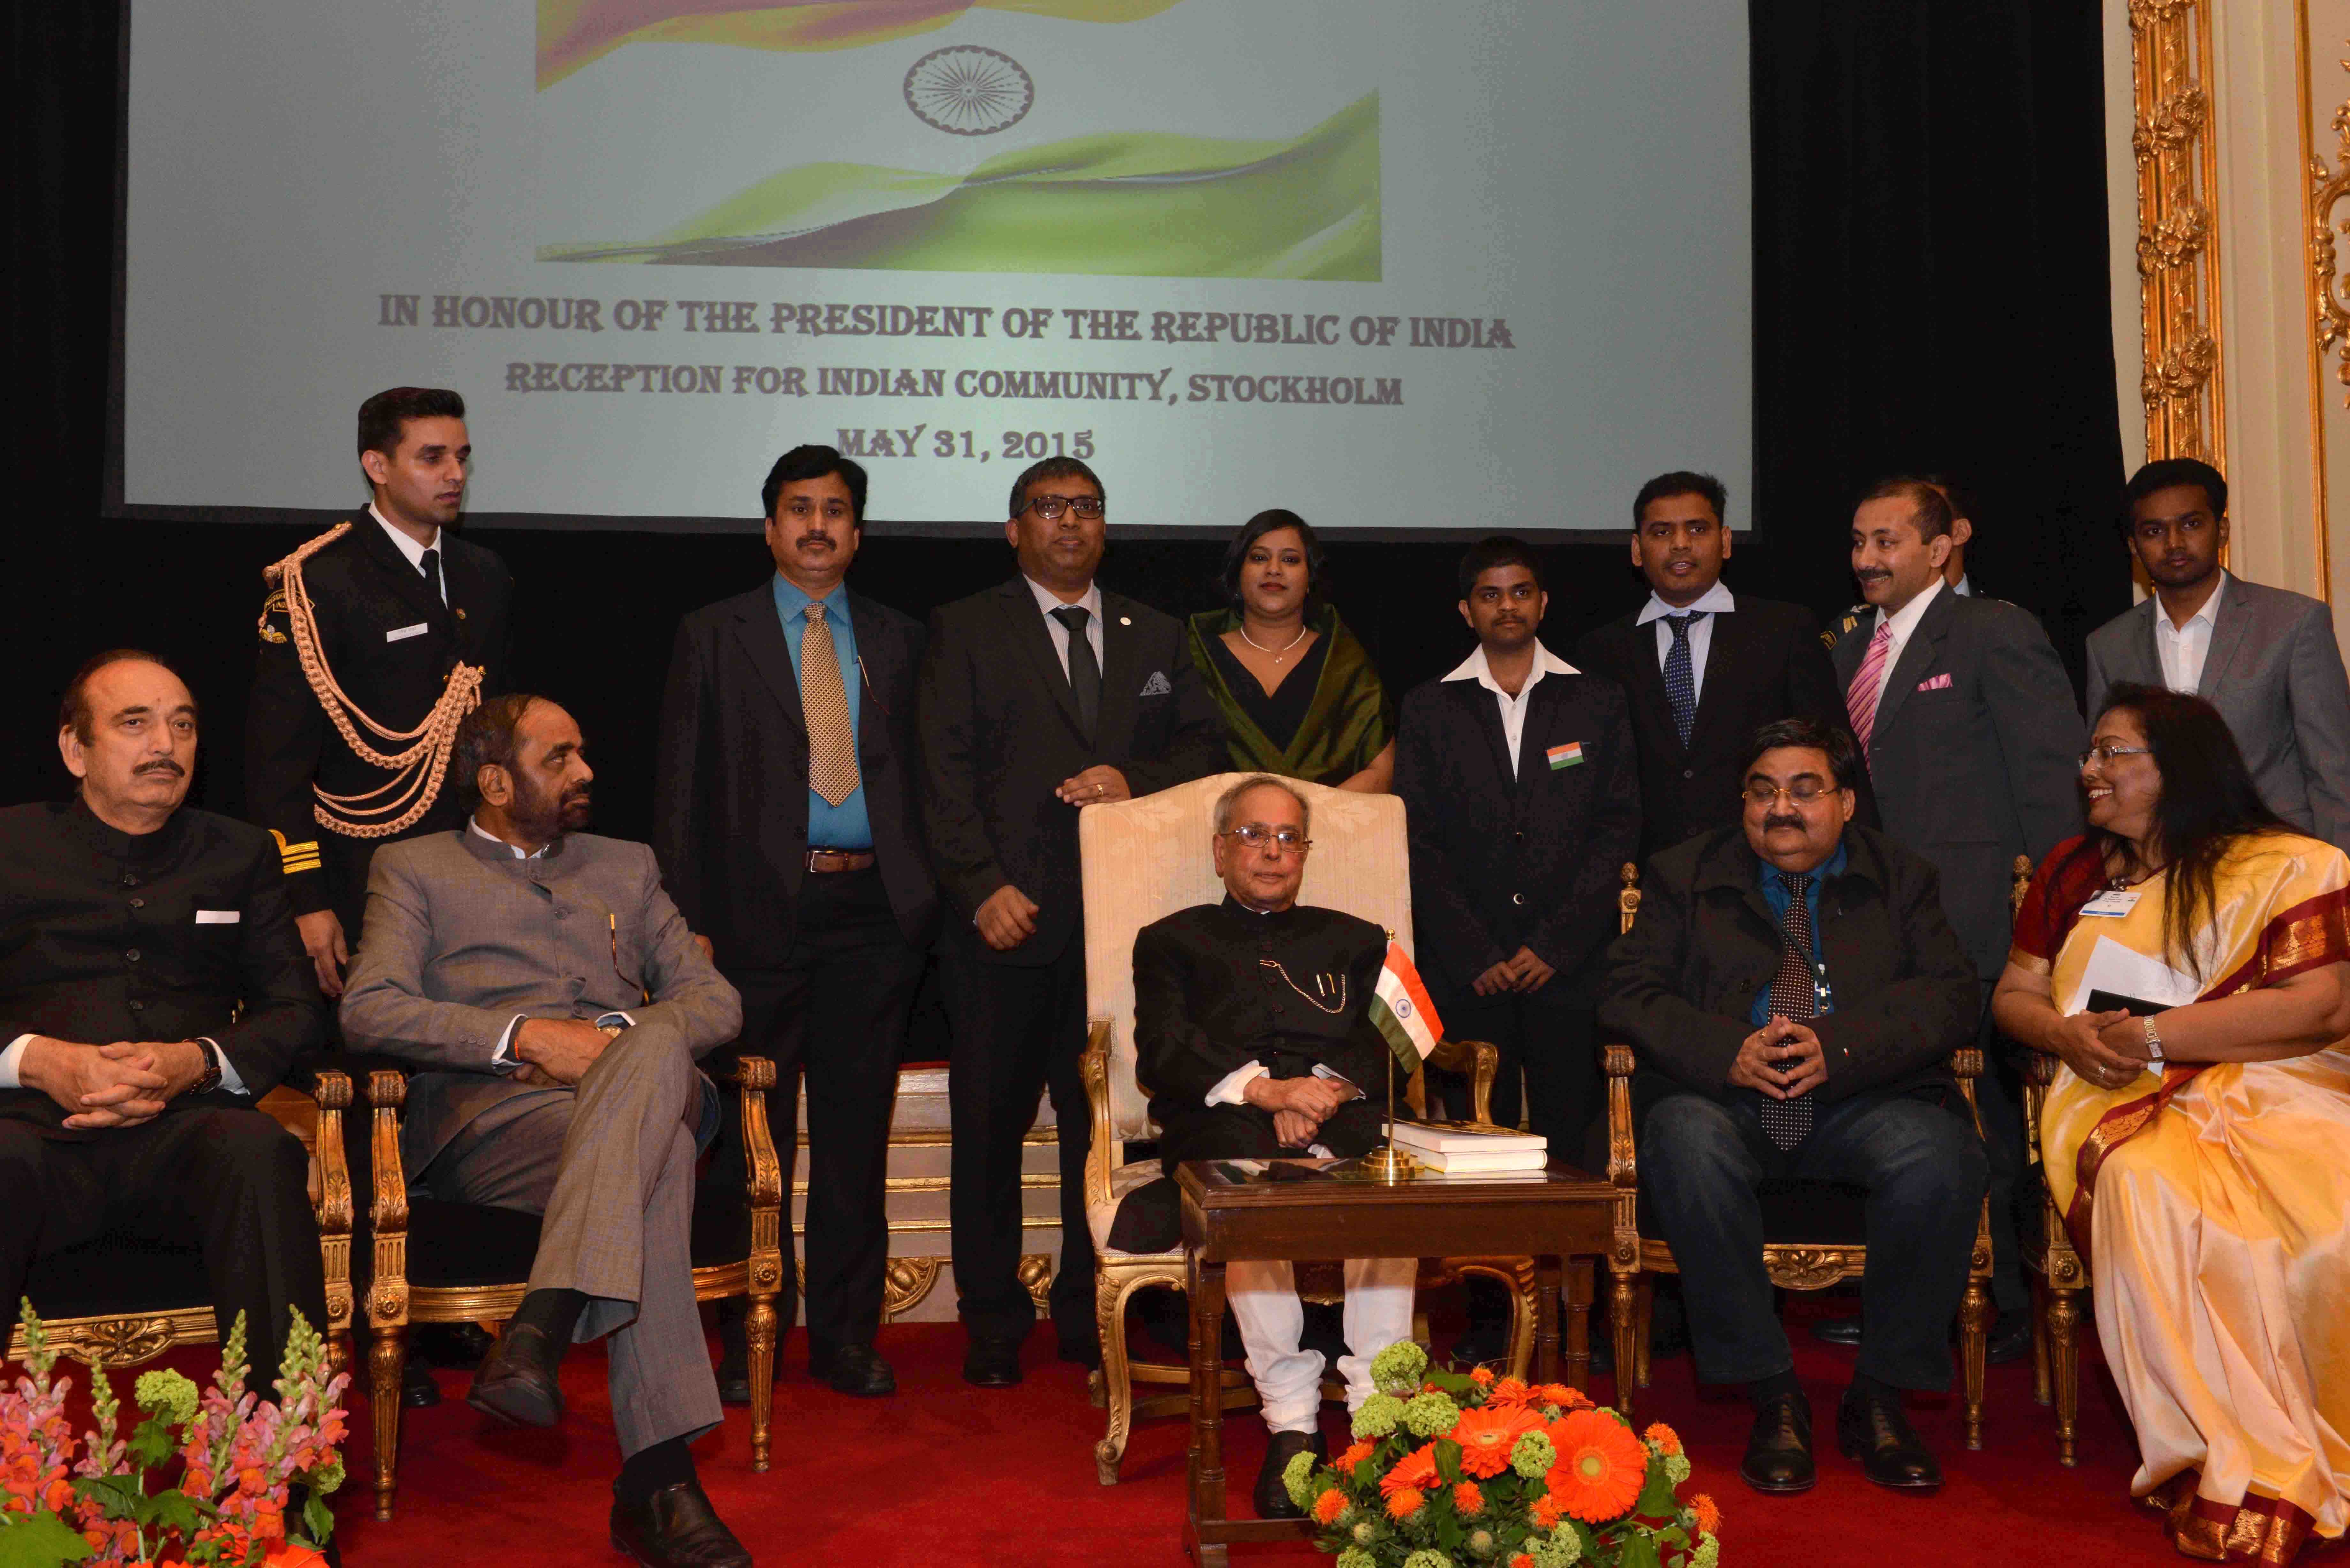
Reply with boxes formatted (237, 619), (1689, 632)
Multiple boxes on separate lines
(772, 574), (872, 850)
(1748, 840), (1846, 1026)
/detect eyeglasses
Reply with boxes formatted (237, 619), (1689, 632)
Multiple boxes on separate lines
(1019, 494), (1106, 522)
(1220, 825), (1311, 854)
(1741, 781), (1834, 805)
(2079, 744), (2153, 769)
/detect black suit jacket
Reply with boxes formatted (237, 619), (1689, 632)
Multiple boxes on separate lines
(246, 516), (513, 921)
(1391, 659), (1641, 1001)
(916, 577), (1223, 967)
(1597, 822), (1979, 1122)
(1828, 587), (2080, 978)
(1575, 596), (1872, 857)
(0, 800), (323, 1135)
(652, 580), (938, 964)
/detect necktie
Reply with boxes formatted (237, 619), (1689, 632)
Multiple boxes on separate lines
(1844, 622), (1894, 755)
(1760, 871), (1820, 1150)
(419, 546), (444, 605)
(1051, 604), (1100, 737)
(801, 603), (860, 807)
(1663, 612), (1704, 748)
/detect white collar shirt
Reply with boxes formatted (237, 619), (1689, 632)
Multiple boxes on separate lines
(1442, 640), (1579, 772)
(470, 816), (550, 860)
(2154, 571), (2228, 695)
(1867, 575), (1946, 707)
(1022, 575), (1105, 680)
(370, 503), (446, 604)
(1635, 581), (1737, 707)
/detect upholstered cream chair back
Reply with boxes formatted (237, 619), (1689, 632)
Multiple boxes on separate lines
(1080, 771), (1415, 1146)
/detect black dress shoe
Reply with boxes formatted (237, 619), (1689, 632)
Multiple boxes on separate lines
(609, 1478), (752, 1568)
(1836, 1385), (1942, 1492)
(1985, 1308), (2034, 1366)
(962, 1334), (1023, 1388)
(1810, 1314), (1863, 1347)
(811, 1343), (896, 1397)
(416, 1320), (497, 1368)
(1253, 1429), (1326, 1519)
(401, 1357), (442, 1409)
(466, 1322), (564, 1429)
(1739, 1392), (1816, 1495)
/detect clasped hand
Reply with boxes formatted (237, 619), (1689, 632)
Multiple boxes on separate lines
(1243, 1072), (1357, 1150)
(1471, 946), (1557, 996)
(1727, 1015), (1826, 1100)
(513, 1017), (616, 1086)
(27, 1037), (203, 1130)
(2047, 1008), (2150, 1090)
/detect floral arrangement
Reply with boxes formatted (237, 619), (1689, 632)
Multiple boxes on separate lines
(0, 1300), (346, 1567)
(1285, 1342), (1722, 1568)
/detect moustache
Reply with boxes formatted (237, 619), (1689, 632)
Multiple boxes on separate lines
(135, 761), (185, 777)
(1854, 569), (1891, 581)
(1762, 814), (1806, 832)
(792, 535), (835, 549)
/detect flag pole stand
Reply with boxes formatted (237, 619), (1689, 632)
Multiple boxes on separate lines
(1360, 1046), (1420, 1184)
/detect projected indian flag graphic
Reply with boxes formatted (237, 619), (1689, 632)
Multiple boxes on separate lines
(532, 0), (1382, 279)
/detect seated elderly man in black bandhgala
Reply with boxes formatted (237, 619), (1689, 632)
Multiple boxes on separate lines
(1598, 718), (1984, 1497)
(1131, 773), (1416, 1520)
(0, 650), (326, 1383)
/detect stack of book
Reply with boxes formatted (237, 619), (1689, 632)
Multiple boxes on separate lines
(1385, 1119), (1549, 1173)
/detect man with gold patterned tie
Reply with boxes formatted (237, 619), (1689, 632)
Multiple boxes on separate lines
(653, 445), (937, 1400)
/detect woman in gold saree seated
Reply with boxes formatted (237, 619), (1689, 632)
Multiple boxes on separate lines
(1992, 683), (2350, 1562)
(1187, 509), (1393, 791)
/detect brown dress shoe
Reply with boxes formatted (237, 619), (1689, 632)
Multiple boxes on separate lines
(465, 1322), (563, 1429)
(609, 1478), (752, 1568)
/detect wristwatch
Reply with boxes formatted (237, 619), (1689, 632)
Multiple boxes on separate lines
(188, 1039), (224, 1097)
(2140, 1015), (2166, 1070)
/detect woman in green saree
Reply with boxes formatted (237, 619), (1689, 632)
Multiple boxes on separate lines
(1187, 510), (1394, 791)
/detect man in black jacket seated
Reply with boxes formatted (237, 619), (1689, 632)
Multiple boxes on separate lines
(1598, 719), (1983, 1499)
(1, 651), (326, 1383)
(1133, 775), (1415, 1521)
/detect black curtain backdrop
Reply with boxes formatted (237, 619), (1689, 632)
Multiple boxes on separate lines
(8, 3), (2124, 842)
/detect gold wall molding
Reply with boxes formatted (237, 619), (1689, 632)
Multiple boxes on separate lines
(2133, 0), (2229, 464)
(2307, 5), (2343, 594)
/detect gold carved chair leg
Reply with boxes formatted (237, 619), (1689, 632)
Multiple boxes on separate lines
(731, 1056), (784, 1475)
(364, 1070), (412, 1522)
(2021, 1031), (2087, 1466)
(2030, 1274), (2052, 1406)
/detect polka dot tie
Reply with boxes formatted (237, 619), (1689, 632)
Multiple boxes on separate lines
(1663, 612), (1704, 748)
(802, 603), (860, 807)
(1759, 872), (1819, 1150)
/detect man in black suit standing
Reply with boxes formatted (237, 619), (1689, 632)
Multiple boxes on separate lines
(1393, 536), (1640, 1148)
(916, 456), (1222, 1385)
(1575, 471), (1863, 858)
(1832, 477), (2078, 1353)
(654, 444), (937, 1399)
(3, 651), (326, 1386)
(247, 387), (514, 1001)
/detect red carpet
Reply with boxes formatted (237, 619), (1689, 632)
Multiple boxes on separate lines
(294, 1296), (2188, 1567)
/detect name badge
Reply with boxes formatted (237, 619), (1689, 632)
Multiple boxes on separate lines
(385, 622), (429, 643)
(2080, 889), (2141, 918)
(194, 909), (242, 924)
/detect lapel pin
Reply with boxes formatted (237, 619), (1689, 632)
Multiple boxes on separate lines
(456, 607), (467, 619)
(1118, 615), (1131, 626)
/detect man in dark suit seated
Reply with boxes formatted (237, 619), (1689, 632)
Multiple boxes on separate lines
(1132, 774), (1414, 1520)
(1574, 470), (1868, 859)
(1, 650), (326, 1385)
(1599, 719), (1984, 1498)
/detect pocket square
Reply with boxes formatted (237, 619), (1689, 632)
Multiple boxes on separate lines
(1916, 672), (1953, 692)
(1139, 670), (1173, 697)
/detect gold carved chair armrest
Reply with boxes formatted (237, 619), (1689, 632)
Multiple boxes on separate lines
(365, 1070), (411, 1335)
(729, 1056), (783, 1212)
(1082, 1019), (1117, 1212)
(309, 1071), (355, 1359)
(1420, 1037), (1499, 1126)
(1602, 1044), (1638, 1190)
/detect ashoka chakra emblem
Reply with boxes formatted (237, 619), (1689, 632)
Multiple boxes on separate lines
(904, 46), (1035, 136)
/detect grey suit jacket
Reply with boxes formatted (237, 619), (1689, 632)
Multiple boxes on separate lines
(1832, 587), (2082, 978)
(340, 826), (742, 1171)
(2083, 575), (2350, 854)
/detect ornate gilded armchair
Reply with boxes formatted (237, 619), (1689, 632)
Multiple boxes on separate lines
(1599, 864), (1997, 1444)
(357, 1057), (782, 1519)
(1075, 772), (1528, 1487)
(2011, 854), (2090, 1465)
(5, 1074), (355, 1379)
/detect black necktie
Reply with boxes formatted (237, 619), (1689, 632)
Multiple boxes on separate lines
(1759, 872), (1819, 1150)
(1051, 604), (1100, 737)
(419, 547), (444, 605)
(1663, 612), (1704, 747)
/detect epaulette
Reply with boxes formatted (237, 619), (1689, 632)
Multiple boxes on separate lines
(257, 523), (357, 644)
(1821, 603), (1868, 650)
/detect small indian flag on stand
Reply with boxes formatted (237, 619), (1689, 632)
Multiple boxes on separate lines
(1369, 939), (1444, 1074)
(1546, 741), (1584, 770)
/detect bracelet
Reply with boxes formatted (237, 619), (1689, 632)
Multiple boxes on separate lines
(188, 1039), (224, 1097)
(2140, 1014), (2166, 1070)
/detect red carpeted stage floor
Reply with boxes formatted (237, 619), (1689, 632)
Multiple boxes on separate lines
(299, 1295), (2188, 1567)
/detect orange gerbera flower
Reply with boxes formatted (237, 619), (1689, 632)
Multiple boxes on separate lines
(1536, 1382), (1592, 1411)
(1544, 1408), (1649, 1523)
(1530, 1492), (1567, 1528)
(1454, 1481), (1485, 1514)
(1470, 1365), (1497, 1387)
(1313, 1489), (1348, 1525)
(1386, 1486), (1426, 1521)
(1643, 1421), (1684, 1457)
(1488, 1376), (1532, 1406)
(1690, 1492), (1722, 1538)
(1337, 1440), (1375, 1470)
(1451, 1404), (1544, 1479)
(1380, 1446), (1440, 1498)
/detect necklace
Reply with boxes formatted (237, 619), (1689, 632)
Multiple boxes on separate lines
(1238, 619), (1310, 664)
(1258, 958), (1349, 1014)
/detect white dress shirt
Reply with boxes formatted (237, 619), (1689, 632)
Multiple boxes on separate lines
(1865, 576), (1946, 711)
(1440, 640), (1580, 772)
(370, 503), (446, 603)
(469, 819), (633, 1067)
(1636, 581), (1737, 707)
(1022, 575), (1105, 678)
(1952, 574), (1973, 598)
(2154, 571), (2228, 695)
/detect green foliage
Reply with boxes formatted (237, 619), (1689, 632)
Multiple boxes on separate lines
(0, 1511), (95, 1568)
(125, 1415), (178, 1470)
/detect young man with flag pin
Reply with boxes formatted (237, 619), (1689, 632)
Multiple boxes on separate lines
(1131, 774), (1427, 1519)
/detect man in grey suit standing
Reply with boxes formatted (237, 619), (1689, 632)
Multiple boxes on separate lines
(2085, 457), (2350, 852)
(1834, 477), (2080, 1354)
(341, 694), (749, 1568)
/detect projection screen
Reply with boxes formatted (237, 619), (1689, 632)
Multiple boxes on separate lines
(116, 0), (1752, 534)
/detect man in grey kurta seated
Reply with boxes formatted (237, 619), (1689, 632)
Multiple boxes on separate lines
(341, 693), (747, 1568)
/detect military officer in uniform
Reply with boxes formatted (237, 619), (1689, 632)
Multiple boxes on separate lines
(247, 387), (513, 1000)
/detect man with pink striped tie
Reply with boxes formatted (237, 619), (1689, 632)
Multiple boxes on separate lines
(1831, 476), (2079, 1359)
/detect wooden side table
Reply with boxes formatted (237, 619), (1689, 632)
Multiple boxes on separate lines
(1175, 1158), (1615, 1566)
